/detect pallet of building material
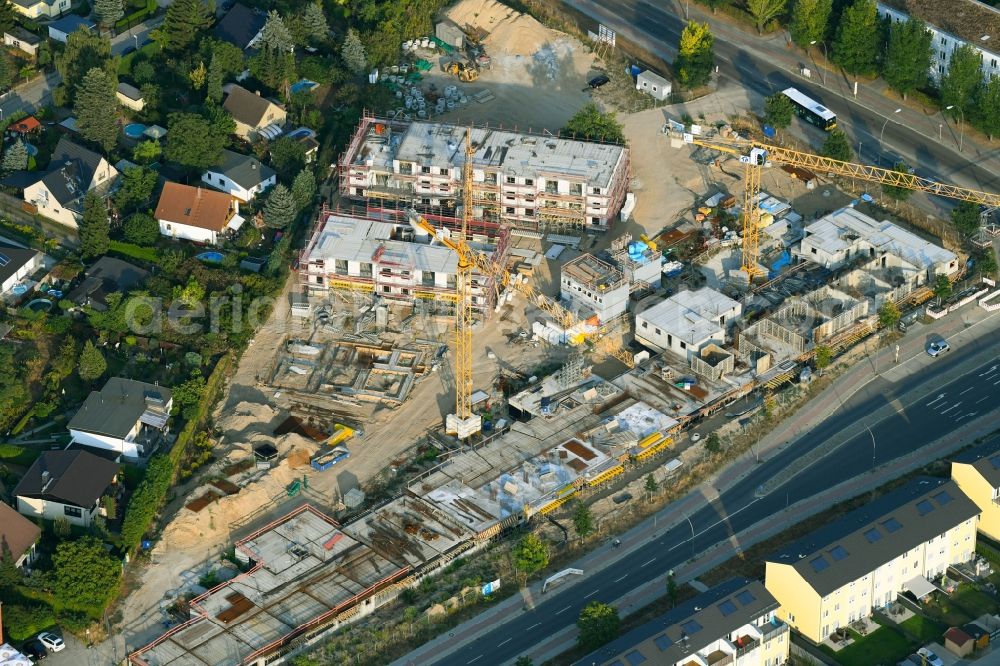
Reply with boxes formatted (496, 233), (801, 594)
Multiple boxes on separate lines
(210, 479), (241, 495)
(473, 89), (495, 103)
(185, 492), (221, 513)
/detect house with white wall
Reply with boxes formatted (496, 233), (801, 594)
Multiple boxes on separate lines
(14, 450), (120, 528)
(636, 287), (742, 360)
(0, 501), (40, 569)
(155, 182), (245, 245)
(0, 242), (44, 297)
(22, 137), (117, 228)
(68, 377), (173, 459)
(201, 149), (276, 202)
(560, 253), (630, 323)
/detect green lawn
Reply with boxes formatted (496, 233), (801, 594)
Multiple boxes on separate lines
(109, 240), (160, 263)
(952, 584), (999, 619)
(822, 624), (914, 666)
(900, 615), (946, 643)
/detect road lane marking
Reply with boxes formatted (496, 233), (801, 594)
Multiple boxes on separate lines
(556, 606), (571, 615)
(613, 574), (628, 582)
(641, 558), (656, 567)
(960, 387), (974, 395)
(584, 590), (599, 598)
(976, 396), (990, 404)
(979, 365), (998, 376)
(926, 394), (946, 406)
(527, 623), (540, 630)
(497, 639), (512, 647)
(467, 656), (483, 664)
(668, 543), (682, 552)
(940, 403), (961, 414)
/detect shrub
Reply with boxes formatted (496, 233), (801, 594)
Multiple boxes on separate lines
(3, 603), (56, 641)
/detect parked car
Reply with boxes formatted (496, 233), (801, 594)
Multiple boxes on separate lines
(917, 647), (944, 666)
(21, 639), (47, 660)
(37, 632), (64, 653)
(926, 340), (951, 357)
(588, 74), (610, 89)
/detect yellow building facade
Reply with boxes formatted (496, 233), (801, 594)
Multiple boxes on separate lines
(951, 444), (1000, 542)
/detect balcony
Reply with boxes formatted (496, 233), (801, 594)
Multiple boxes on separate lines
(705, 649), (733, 666)
(734, 637), (760, 658)
(761, 621), (789, 643)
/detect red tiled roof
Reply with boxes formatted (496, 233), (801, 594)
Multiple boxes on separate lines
(155, 182), (238, 232)
(11, 116), (41, 133)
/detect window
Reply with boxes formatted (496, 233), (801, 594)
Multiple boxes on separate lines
(570, 183), (583, 196)
(525, 178), (534, 186)
(592, 187), (601, 195)
(421, 166), (431, 174)
(655, 328), (661, 335)
(506, 176), (516, 184)
(641, 321), (648, 329)
(382, 286), (390, 293)
(811, 247), (817, 254)
(421, 198), (431, 205)
(64, 505), (82, 518)
(505, 207), (515, 214)
(524, 208), (534, 217)
(680, 341), (687, 350)
(591, 216), (601, 224)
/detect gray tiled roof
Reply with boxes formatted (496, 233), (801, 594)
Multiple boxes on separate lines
(209, 149), (276, 189)
(767, 477), (980, 597)
(213, 2), (266, 49)
(0, 242), (39, 288)
(953, 438), (1000, 487)
(576, 579), (779, 666)
(13, 450), (118, 508)
(68, 377), (172, 439)
(38, 137), (106, 206)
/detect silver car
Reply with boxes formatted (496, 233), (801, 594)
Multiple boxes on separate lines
(927, 341), (951, 357)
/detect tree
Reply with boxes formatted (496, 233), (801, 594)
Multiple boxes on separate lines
(54, 29), (115, 106)
(877, 301), (900, 328)
(676, 21), (714, 88)
(78, 340), (108, 382)
(263, 184), (297, 229)
(814, 344), (832, 371)
(75, 67), (119, 153)
(251, 11), (296, 89)
(206, 56), (224, 103)
(0, 54), (11, 93)
(133, 139), (161, 164)
(832, 0), (879, 75)
(882, 19), (932, 99)
(977, 75), (1000, 141)
(572, 502), (593, 537)
(291, 168), (316, 211)
(821, 129), (853, 162)
(789, 0), (832, 49)
(156, 0), (212, 53)
(269, 136), (306, 179)
(933, 274), (952, 303)
(341, 28), (367, 75)
(577, 601), (620, 651)
(514, 658), (533, 666)
(512, 533), (548, 576)
(79, 190), (110, 259)
(189, 60), (207, 91)
(881, 161), (915, 201)
(2, 140), (28, 172)
(124, 213), (160, 245)
(941, 45), (983, 121)
(52, 536), (121, 608)
(301, 1), (329, 43)
(560, 104), (625, 144)
(763, 92), (794, 129)
(644, 474), (659, 496)
(705, 432), (722, 454)
(951, 201), (981, 237)
(114, 166), (158, 214)
(666, 572), (678, 607)
(973, 248), (998, 276)
(132, 60), (156, 84)
(94, 0), (124, 28)
(0, 0), (15, 36)
(747, 0), (786, 34)
(165, 112), (226, 170)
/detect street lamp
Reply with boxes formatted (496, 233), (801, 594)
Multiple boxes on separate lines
(809, 40), (827, 84)
(878, 108), (902, 166)
(133, 33), (138, 51)
(684, 513), (695, 559)
(865, 423), (876, 470)
(946, 104), (965, 152)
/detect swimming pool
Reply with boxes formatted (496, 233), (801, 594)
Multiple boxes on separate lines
(26, 298), (52, 312)
(124, 123), (147, 139)
(10, 284), (28, 296)
(290, 79), (318, 95)
(196, 251), (225, 263)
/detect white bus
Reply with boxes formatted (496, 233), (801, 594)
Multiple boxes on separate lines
(782, 87), (837, 130)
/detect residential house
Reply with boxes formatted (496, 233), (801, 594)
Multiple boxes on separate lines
(47, 14), (95, 42)
(339, 116), (631, 231)
(3, 27), (41, 56)
(201, 149), (276, 202)
(213, 2), (267, 50)
(951, 440), (1000, 542)
(11, 0), (68, 18)
(0, 501), (40, 568)
(67, 256), (150, 310)
(765, 477), (979, 643)
(576, 579), (790, 666)
(0, 242), (44, 296)
(560, 254), (629, 323)
(636, 287), (742, 360)
(23, 137), (118, 228)
(155, 182), (245, 245)
(297, 133), (319, 163)
(877, 0), (1000, 82)
(223, 84), (286, 140)
(14, 450), (120, 527)
(116, 82), (145, 111)
(67, 377), (173, 459)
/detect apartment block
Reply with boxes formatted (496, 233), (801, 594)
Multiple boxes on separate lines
(765, 477), (979, 644)
(299, 208), (508, 316)
(636, 287), (742, 361)
(338, 114), (630, 232)
(560, 253), (630, 324)
(951, 440), (1000, 542)
(877, 0), (1000, 81)
(576, 578), (790, 666)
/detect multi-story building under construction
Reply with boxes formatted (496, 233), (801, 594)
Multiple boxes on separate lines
(338, 114), (631, 232)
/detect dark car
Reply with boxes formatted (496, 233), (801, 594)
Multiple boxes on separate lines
(22, 639), (47, 660)
(588, 74), (610, 89)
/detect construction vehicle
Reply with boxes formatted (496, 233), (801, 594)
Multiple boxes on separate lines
(674, 134), (1000, 279)
(443, 60), (479, 82)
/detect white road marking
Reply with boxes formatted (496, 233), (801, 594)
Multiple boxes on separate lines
(940, 403), (961, 414)
(527, 623), (541, 630)
(497, 638), (513, 647)
(926, 394), (946, 406)
(668, 543), (682, 552)
(613, 574), (628, 582)
(960, 387), (974, 395)
(556, 605), (571, 615)
(994, 378), (1000, 385)
(641, 558), (656, 568)
(976, 396), (990, 404)
(982, 365), (999, 377)
(467, 656), (483, 664)
(584, 590), (599, 599)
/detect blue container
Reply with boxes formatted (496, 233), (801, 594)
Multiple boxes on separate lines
(762, 124), (776, 138)
(627, 64), (642, 78)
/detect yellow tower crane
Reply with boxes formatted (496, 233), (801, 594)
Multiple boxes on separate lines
(678, 135), (1000, 278)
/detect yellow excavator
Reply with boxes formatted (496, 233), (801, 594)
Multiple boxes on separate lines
(443, 60), (479, 82)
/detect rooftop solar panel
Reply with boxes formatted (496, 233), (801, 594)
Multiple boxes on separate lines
(810, 556), (830, 573)
(916, 499), (935, 516)
(882, 517), (903, 533)
(625, 650), (647, 665)
(654, 635), (673, 651)
(864, 528), (882, 543)
(718, 600), (738, 616)
(830, 545), (849, 561)
(680, 619), (703, 635)
(736, 590), (756, 606)
(932, 490), (953, 505)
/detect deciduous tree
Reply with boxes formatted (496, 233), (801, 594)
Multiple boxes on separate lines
(832, 0), (878, 75)
(815, 344), (833, 370)
(881, 161), (915, 201)
(114, 166), (158, 214)
(764, 91), (794, 128)
(572, 502), (593, 537)
(79, 190), (110, 259)
(941, 45), (983, 121)
(933, 274), (952, 303)
(877, 301), (900, 328)
(78, 340), (108, 382)
(341, 28), (367, 75)
(189, 60), (207, 90)
(164, 112), (226, 170)
(951, 201), (981, 237)
(976, 75), (1000, 141)
(75, 67), (119, 153)
(268, 136), (306, 179)
(882, 19), (932, 99)
(789, 0), (832, 49)
(124, 212), (160, 245)
(560, 103), (625, 143)
(821, 129), (852, 161)
(747, 0), (786, 34)
(512, 533), (548, 576)
(676, 21), (714, 88)
(53, 537), (120, 608)
(577, 601), (620, 651)
(133, 139), (161, 164)
(0, 0), (16, 36)
(263, 184), (297, 229)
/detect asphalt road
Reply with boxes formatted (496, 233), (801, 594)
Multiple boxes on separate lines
(431, 330), (1000, 665)
(567, 0), (1000, 211)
